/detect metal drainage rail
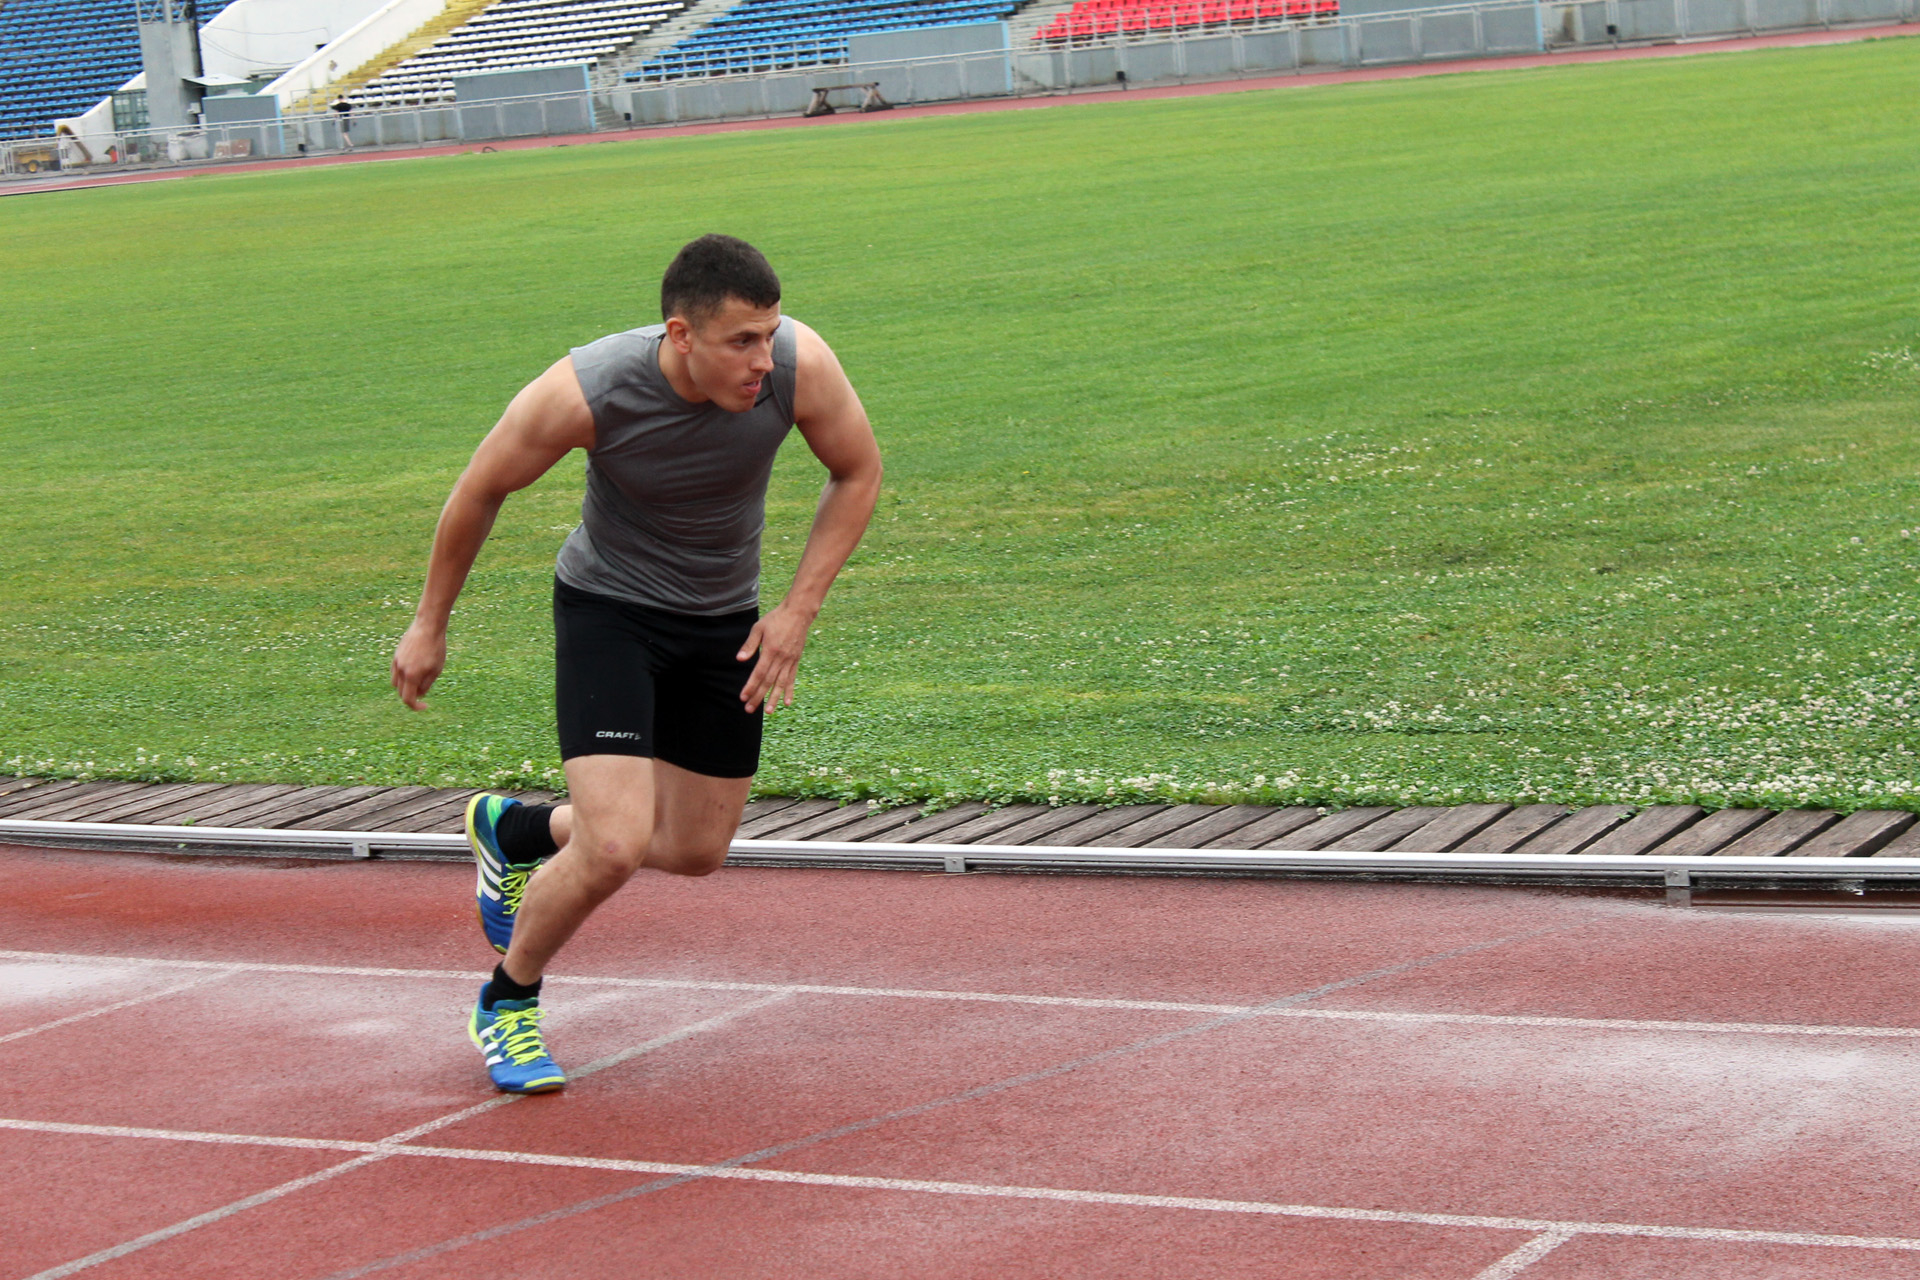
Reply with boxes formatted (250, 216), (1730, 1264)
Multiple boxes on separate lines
(6, 817), (1920, 906)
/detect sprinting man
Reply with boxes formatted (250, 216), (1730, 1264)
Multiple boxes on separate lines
(330, 95), (354, 149)
(390, 235), (882, 1092)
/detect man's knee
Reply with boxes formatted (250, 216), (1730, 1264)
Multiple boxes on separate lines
(645, 838), (729, 877)
(576, 829), (651, 888)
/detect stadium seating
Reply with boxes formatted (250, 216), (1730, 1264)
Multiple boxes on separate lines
(0, 0), (208, 136)
(636, 0), (1024, 81)
(1031, 0), (1335, 42)
(352, 0), (689, 105)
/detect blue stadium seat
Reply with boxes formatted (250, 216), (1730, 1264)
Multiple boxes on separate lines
(634, 0), (1025, 81)
(0, 0), (225, 136)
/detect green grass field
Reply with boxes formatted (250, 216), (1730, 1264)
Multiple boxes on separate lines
(7, 37), (1920, 812)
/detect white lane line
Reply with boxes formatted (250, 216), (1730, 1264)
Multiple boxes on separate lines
(25, 1156), (389, 1280)
(0, 949), (482, 983)
(9, 1115), (1920, 1255)
(16, 992), (793, 1279)
(0, 1116), (381, 1154)
(0, 969), (236, 1046)
(0, 948), (1242, 1012)
(1472, 1229), (1577, 1279)
(1260, 1006), (1920, 1039)
(5, 947), (1920, 1041)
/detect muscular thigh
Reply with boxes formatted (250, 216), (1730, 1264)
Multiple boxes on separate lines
(650, 761), (753, 874)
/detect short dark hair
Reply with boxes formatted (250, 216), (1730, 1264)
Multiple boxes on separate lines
(660, 234), (781, 327)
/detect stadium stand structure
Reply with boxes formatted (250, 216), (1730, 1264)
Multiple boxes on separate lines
(588, 0), (733, 89)
(0, 0), (221, 136)
(345, 0), (693, 105)
(635, 0), (1026, 81)
(1028, 0), (1337, 43)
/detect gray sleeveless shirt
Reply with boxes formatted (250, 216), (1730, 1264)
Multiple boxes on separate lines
(555, 318), (797, 615)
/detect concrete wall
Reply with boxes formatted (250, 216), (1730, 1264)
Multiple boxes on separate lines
(201, 92), (281, 122)
(198, 91), (285, 155)
(198, 0), (393, 81)
(622, 72), (814, 123)
(848, 20), (1010, 61)
(264, 0), (449, 107)
(1535, 0), (1903, 41)
(139, 19), (205, 129)
(1539, 0), (1903, 41)
(847, 22), (1013, 100)
(451, 65), (594, 134)
(451, 64), (591, 99)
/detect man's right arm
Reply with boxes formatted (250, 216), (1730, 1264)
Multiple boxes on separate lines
(391, 357), (595, 711)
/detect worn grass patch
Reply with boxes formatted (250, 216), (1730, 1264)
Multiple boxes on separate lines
(5, 37), (1920, 810)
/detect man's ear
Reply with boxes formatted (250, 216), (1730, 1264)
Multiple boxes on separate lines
(664, 315), (694, 352)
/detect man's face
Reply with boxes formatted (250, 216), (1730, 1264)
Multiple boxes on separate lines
(669, 297), (781, 412)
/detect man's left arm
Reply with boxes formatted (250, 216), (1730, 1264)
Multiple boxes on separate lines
(737, 320), (883, 712)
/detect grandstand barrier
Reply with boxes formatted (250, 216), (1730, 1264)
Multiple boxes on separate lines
(453, 64), (595, 134)
(1, 87), (605, 167)
(1538, 0), (1899, 41)
(5, 0), (1914, 162)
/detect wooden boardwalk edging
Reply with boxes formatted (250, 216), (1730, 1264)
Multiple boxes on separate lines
(3, 775), (1919, 861)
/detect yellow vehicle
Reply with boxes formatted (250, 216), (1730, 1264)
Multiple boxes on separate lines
(9, 142), (60, 174)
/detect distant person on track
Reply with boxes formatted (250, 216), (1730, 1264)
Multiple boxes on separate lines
(390, 234), (882, 1093)
(331, 96), (354, 149)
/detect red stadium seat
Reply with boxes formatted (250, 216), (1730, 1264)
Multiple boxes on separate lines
(1173, 2), (1201, 25)
(1202, 1), (1228, 22)
(1096, 12), (1121, 32)
(1148, 4), (1174, 27)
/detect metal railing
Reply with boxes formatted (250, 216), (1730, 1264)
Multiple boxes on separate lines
(0, 89), (602, 175)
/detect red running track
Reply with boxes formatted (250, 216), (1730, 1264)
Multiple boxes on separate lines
(6, 840), (1920, 1278)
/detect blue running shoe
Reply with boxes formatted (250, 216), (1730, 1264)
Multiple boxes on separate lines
(467, 793), (539, 955)
(469, 991), (567, 1093)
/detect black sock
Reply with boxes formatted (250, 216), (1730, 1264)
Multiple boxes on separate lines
(482, 962), (542, 1009)
(496, 802), (559, 863)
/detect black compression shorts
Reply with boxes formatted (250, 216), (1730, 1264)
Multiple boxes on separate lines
(553, 576), (762, 778)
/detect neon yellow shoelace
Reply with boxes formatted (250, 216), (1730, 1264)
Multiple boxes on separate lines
(491, 1006), (550, 1065)
(500, 866), (533, 914)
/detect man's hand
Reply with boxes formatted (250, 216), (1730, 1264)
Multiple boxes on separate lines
(391, 621), (448, 711)
(737, 602), (816, 713)
(388, 356), (593, 714)
(735, 321), (880, 715)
